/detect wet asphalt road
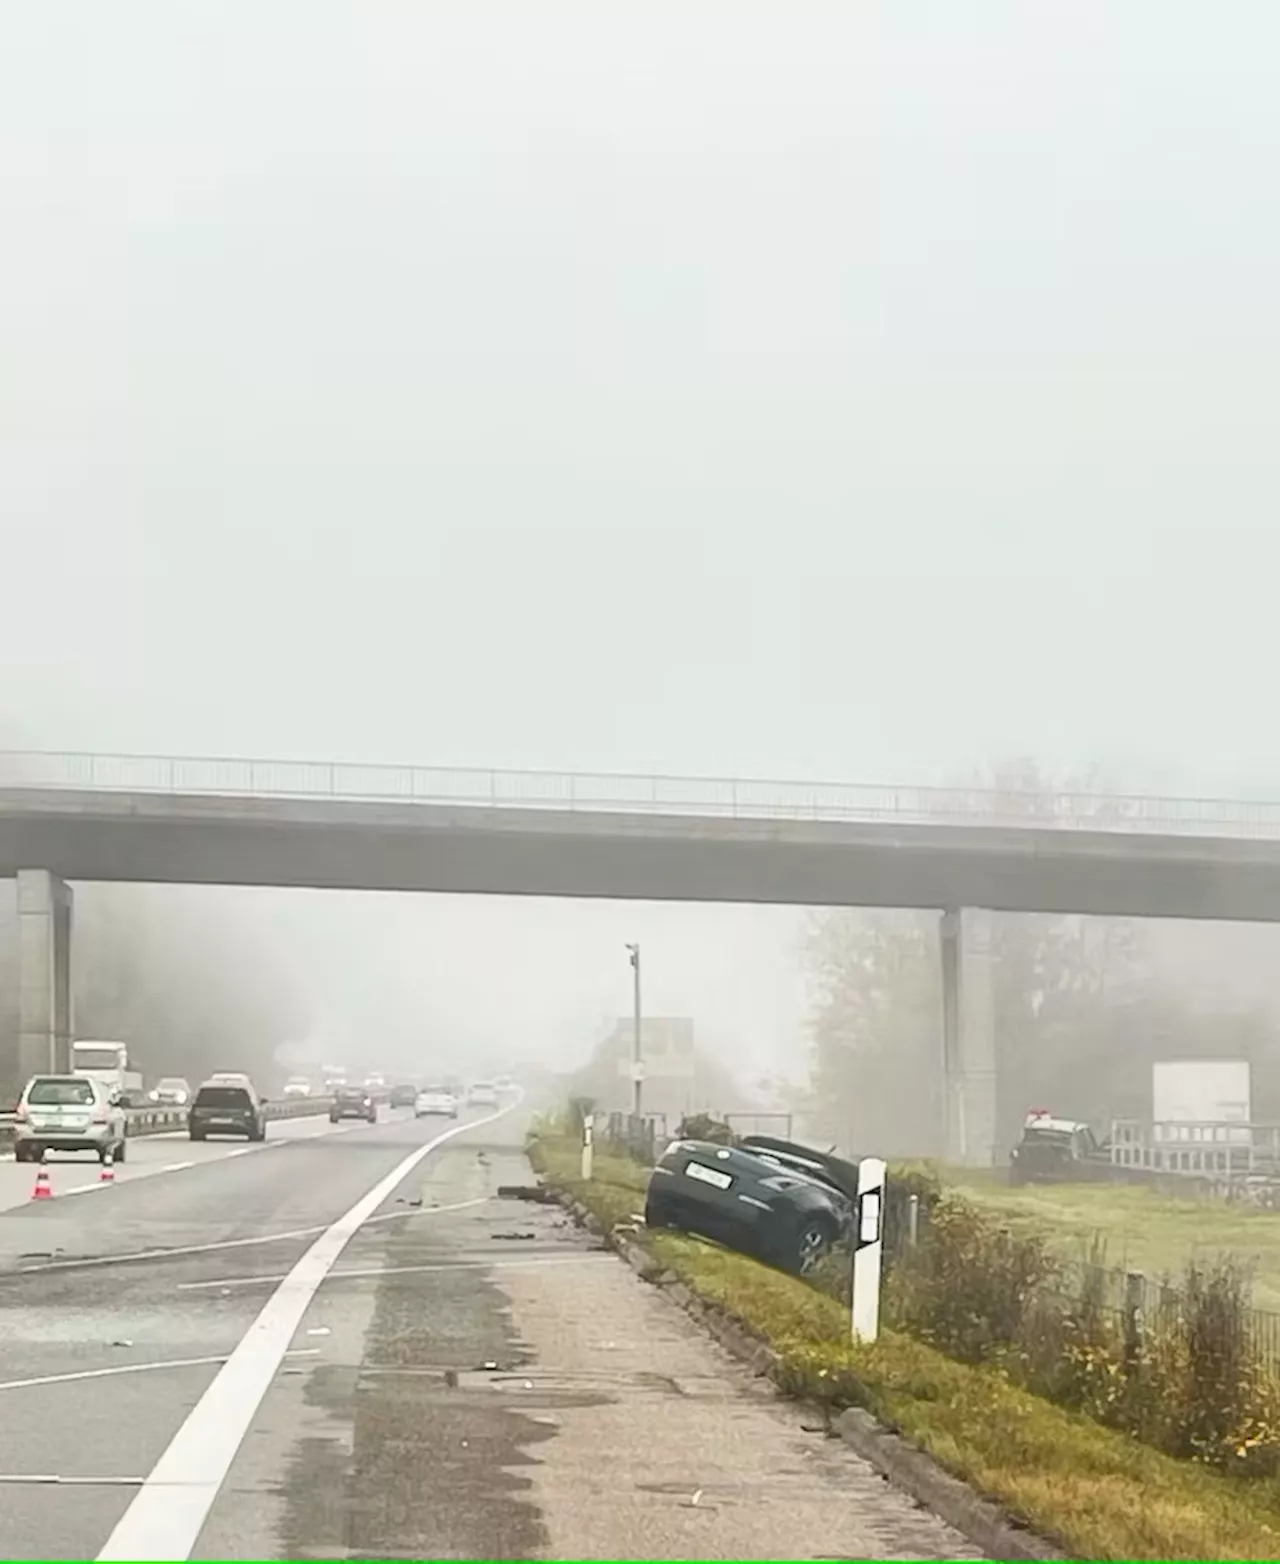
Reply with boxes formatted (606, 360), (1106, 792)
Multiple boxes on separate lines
(0, 1102), (981, 1561)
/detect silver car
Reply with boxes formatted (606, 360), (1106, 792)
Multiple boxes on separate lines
(15, 1074), (128, 1163)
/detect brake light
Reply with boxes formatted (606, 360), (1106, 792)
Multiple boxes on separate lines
(91, 1110), (108, 1124)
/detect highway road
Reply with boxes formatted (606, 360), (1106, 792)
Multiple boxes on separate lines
(0, 1099), (981, 1561)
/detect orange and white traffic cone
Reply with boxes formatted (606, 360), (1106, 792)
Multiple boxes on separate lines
(31, 1153), (52, 1201)
(100, 1150), (115, 1185)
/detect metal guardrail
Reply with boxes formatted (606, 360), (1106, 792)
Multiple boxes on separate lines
(3, 748), (1280, 839)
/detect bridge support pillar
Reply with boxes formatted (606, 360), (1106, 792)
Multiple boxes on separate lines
(941, 907), (996, 1166)
(15, 870), (73, 1100)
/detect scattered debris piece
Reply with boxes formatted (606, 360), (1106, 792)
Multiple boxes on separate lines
(492, 1231), (536, 1241)
(496, 1184), (556, 1204)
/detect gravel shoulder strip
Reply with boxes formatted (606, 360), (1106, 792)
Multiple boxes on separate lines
(553, 1190), (1064, 1564)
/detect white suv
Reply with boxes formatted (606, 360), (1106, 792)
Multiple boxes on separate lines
(15, 1074), (128, 1163)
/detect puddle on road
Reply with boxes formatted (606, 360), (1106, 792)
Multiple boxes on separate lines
(276, 1213), (560, 1561)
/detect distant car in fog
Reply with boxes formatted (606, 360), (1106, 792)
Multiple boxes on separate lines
(149, 1076), (191, 1106)
(1010, 1111), (1109, 1185)
(389, 1083), (417, 1108)
(283, 1076), (313, 1098)
(415, 1085), (459, 1119)
(467, 1082), (499, 1108)
(493, 1075), (514, 1092)
(189, 1079), (266, 1141)
(330, 1085), (378, 1124)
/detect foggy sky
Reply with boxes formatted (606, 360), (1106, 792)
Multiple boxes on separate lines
(3, 5), (1279, 1081)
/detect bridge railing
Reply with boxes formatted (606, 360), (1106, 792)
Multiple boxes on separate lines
(3, 748), (1280, 838)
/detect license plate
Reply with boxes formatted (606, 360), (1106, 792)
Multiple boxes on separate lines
(684, 1160), (733, 1191)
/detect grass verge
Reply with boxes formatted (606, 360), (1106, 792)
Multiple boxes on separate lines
(531, 1131), (1280, 1561)
(950, 1177), (1280, 1310)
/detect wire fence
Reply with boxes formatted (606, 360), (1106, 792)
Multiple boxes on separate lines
(6, 747), (1280, 838)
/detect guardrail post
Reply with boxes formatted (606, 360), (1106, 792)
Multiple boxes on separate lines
(851, 1156), (886, 1344)
(581, 1114), (594, 1181)
(907, 1192), (920, 1247)
(1124, 1270), (1146, 1370)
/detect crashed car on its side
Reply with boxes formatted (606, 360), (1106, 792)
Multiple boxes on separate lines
(643, 1137), (850, 1276)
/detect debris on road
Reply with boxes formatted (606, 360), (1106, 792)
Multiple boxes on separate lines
(496, 1184), (557, 1203)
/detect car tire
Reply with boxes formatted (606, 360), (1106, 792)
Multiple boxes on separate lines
(792, 1218), (834, 1276)
(14, 1144), (28, 1164)
(644, 1195), (674, 1230)
(190, 1128), (205, 1142)
(329, 1113), (340, 1124)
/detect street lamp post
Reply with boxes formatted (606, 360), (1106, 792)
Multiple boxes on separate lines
(625, 942), (642, 1120)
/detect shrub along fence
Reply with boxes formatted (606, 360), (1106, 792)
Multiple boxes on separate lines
(878, 1187), (1280, 1475)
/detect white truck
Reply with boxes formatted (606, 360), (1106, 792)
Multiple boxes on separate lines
(71, 1040), (144, 1105)
(1152, 1059), (1251, 1144)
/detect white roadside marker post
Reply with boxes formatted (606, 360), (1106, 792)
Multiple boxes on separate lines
(851, 1156), (886, 1344)
(581, 1113), (594, 1181)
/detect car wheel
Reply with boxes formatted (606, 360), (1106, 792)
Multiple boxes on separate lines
(14, 1144), (28, 1164)
(644, 1195), (675, 1230)
(794, 1219), (833, 1276)
(190, 1128), (205, 1142)
(329, 1113), (340, 1124)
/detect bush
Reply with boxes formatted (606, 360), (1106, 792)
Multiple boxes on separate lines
(889, 1193), (1056, 1362)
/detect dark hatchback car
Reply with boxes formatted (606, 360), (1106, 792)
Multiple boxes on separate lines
(644, 1138), (849, 1276)
(330, 1085), (378, 1124)
(188, 1080), (267, 1141)
(389, 1083), (417, 1109)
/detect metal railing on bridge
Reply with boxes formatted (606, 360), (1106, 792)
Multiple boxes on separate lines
(5, 748), (1280, 838)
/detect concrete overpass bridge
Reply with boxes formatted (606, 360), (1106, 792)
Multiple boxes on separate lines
(7, 748), (1280, 1161)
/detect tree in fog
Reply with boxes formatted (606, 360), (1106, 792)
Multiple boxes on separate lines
(802, 762), (1157, 1157)
(74, 886), (308, 1084)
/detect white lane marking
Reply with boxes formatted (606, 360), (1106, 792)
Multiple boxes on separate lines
(98, 1093), (523, 1562)
(360, 1195), (491, 1229)
(0, 1349), (321, 1395)
(0, 1475), (147, 1486)
(63, 1182), (110, 1197)
(163, 1161), (195, 1174)
(19, 1224), (326, 1275)
(177, 1253), (612, 1292)
(18, 1196), (492, 1276)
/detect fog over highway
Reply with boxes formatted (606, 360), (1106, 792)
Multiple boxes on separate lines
(3, 1), (1278, 1557)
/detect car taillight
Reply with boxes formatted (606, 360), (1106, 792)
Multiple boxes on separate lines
(14, 1105), (27, 1121)
(91, 1110), (108, 1124)
(760, 1175), (799, 1192)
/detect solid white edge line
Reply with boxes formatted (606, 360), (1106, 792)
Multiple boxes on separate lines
(96, 1091), (523, 1562)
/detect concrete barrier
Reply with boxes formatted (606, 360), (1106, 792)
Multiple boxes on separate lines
(0, 1096), (335, 1148)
